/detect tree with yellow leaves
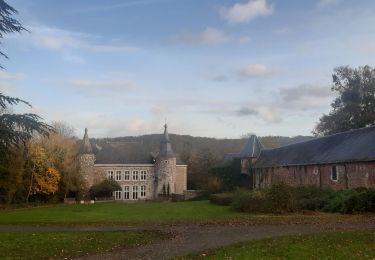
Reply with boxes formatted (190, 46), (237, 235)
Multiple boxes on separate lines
(32, 167), (60, 195)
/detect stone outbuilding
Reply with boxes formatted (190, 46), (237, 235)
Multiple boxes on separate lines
(78, 124), (187, 201)
(221, 126), (375, 190)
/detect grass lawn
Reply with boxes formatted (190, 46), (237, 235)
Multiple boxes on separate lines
(0, 230), (167, 259)
(0, 201), (374, 225)
(180, 230), (375, 259)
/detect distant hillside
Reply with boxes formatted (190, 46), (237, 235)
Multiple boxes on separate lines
(91, 134), (315, 161)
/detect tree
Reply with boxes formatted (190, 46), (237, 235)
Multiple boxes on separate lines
(0, 0), (26, 68)
(89, 180), (121, 199)
(0, 94), (53, 160)
(314, 66), (375, 136)
(0, 1), (52, 158)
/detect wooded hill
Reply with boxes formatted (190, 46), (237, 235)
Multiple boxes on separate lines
(91, 134), (314, 189)
(91, 134), (315, 161)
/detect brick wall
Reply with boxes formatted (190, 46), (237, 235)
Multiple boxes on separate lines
(253, 161), (375, 190)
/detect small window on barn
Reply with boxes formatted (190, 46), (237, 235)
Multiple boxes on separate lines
(331, 166), (338, 181)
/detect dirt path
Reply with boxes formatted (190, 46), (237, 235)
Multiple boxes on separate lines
(1, 222), (374, 259)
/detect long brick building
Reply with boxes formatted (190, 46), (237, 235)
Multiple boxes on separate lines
(78, 124), (187, 201)
(221, 126), (375, 190)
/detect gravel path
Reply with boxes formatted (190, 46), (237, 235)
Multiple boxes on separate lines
(1, 222), (374, 259)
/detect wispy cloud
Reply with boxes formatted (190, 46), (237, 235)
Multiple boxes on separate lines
(280, 84), (331, 102)
(172, 27), (228, 45)
(0, 71), (26, 92)
(240, 63), (273, 78)
(318, 0), (340, 8)
(221, 0), (274, 24)
(67, 77), (139, 96)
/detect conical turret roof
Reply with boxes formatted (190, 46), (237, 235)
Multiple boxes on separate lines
(79, 128), (93, 154)
(159, 124), (175, 158)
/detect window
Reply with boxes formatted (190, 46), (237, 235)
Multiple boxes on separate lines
(115, 171), (122, 181)
(114, 190), (122, 200)
(124, 171), (130, 180)
(331, 166), (338, 181)
(123, 186), (130, 200)
(313, 167), (319, 176)
(140, 185), (146, 198)
(133, 171), (139, 181)
(107, 170), (114, 180)
(140, 170), (147, 180)
(132, 186), (138, 199)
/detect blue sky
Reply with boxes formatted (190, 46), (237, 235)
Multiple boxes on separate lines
(2, 0), (375, 138)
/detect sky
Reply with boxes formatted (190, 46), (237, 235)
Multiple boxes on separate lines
(1, 0), (375, 138)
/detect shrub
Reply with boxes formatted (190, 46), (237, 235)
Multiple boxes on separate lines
(89, 180), (121, 199)
(209, 193), (233, 206)
(231, 188), (267, 213)
(323, 188), (375, 214)
(265, 184), (298, 213)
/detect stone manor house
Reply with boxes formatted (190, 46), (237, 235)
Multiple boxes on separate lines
(221, 126), (375, 190)
(78, 124), (187, 201)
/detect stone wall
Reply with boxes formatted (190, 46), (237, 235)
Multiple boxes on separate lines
(155, 157), (176, 197)
(93, 164), (155, 200)
(253, 161), (375, 190)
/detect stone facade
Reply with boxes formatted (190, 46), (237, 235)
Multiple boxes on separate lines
(77, 125), (187, 201)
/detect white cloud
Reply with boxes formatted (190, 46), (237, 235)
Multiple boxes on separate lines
(172, 27), (228, 45)
(221, 0), (274, 24)
(240, 63), (273, 78)
(318, 0), (340, 8)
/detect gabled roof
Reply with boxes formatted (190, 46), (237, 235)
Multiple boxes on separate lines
(254, 126), (375, 168)
(238, 135), (263, 158)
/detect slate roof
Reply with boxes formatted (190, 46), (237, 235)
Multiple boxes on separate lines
(254, 126), (375, 168)
(222, 135), (263, 162)
(94, 142), (155, 164)
(79, 128), (93, 154)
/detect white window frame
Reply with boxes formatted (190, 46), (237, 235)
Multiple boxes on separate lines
(124, 171), (130, 180)
(132, 171), (139, 181)
(140, 185), (146, 198)
(115, 170), (122, 181)
(140, 170), (147, 180)
(132, 185), (138, 200)
(114, 190), (122, 200)
(123, 186), (130, 200)
(331, 165), (338, 182)
(107, 170), (114, 180)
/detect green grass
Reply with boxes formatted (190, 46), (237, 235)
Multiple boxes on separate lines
(0, 201), (373, 225)
(0, 230), (167, 259)
(180, 231), (375, 259)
